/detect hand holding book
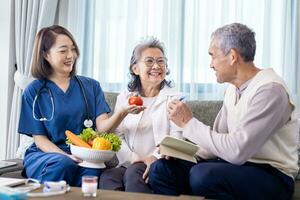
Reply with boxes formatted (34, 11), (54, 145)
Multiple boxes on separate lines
(159, 136), (199, 163)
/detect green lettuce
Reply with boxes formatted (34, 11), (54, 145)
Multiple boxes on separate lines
(69, 128), (122, 152)
(99, 133), (122, 152)
(80, 128), (97, 142)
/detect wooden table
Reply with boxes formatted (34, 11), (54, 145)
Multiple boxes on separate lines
(28, 187), (204, 200)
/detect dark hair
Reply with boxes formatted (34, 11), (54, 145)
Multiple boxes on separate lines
(211, 23), (256, 62)
(31, 25), (80, 79)
(127, 37), (172, 94)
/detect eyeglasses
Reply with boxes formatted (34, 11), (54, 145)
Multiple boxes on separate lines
(142, 57), (168, 68)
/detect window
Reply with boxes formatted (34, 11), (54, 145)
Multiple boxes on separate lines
(72, 0), (298, 103)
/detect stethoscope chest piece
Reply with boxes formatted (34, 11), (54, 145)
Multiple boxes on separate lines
(84, 119), (93, 128)
(33, 76), (94, 128)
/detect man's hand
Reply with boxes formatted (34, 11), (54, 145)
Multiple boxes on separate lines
(160, 155), (173, 160)
(167, 100), (193, 128)
(157, 147), (172, 160)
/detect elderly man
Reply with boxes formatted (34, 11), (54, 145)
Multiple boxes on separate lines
(148, 23), (298, 200)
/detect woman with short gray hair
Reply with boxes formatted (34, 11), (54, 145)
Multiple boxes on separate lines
(100, 37), (183, 193)
(128, 37), (172, 94)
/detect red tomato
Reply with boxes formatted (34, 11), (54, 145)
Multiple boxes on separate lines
(87, 139), (93, 146)
(128, 96), (143, 106)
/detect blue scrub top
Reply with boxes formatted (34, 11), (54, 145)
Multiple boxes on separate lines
(18, 75), (111, 154)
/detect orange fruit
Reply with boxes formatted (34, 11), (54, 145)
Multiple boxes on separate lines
(92, 137), (112, 150)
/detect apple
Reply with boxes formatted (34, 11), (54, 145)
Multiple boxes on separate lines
(128, 95), (143, 106)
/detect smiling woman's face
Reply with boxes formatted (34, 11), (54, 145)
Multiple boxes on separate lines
(44, 34), (78, 77)
(132, 47), (167, 88)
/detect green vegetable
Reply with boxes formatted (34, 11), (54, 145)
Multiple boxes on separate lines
(100, 133), (122, 152)
(80, 128), (97, 142)
(72, 128), (122, 152)
(66, 137), (72, 145)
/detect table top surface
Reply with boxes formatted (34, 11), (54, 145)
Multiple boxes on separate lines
(27, 187), (204, 200)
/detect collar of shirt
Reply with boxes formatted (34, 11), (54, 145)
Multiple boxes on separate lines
(235, 78), (253, 103)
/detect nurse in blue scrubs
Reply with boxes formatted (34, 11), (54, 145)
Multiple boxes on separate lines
(18, 25), (142, 186)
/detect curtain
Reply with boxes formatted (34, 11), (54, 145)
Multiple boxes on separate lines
(81, 0), (185, 92)
(182, 0), (299, 103)
(292, 0), (300, 114)
(71, 0), (298, 109)
(6, 0), (59, 159)
(64, 0), (96, 76)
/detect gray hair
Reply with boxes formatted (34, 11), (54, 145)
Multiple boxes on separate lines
(211, 23), (256, 62)
(129, 37), (166, 67)
(128, 36), (172, 93)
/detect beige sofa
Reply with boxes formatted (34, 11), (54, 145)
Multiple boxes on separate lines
(1, 92), (299, 199)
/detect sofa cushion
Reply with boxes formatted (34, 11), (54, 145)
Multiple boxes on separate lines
(104, 92), (118, 115)
(186, 100), (222, 127)
(104, 92), (223, 127)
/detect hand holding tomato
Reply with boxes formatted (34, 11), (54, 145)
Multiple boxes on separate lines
(123, 104), (145, 115)
(128, 95), (143, 106)
(121, 95), (145, 115)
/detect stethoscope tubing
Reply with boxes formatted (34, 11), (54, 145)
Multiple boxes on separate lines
(32, 76), (93, 127)
(32, 83), (55, 121)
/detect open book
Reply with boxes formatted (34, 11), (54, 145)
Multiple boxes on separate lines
(159, 136), (199, 163)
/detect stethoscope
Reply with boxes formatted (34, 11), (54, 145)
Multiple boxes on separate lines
(32, 76), (93, 128)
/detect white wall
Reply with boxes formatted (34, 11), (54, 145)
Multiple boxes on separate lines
(0, 0), (14, 160)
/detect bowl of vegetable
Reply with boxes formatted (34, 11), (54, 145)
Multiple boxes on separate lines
(66, 128), (122, 169)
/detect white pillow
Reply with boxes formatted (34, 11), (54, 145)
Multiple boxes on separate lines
(16, 135), (34, 159)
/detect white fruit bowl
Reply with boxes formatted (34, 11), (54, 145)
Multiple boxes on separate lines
(70, 144), (115, 169)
